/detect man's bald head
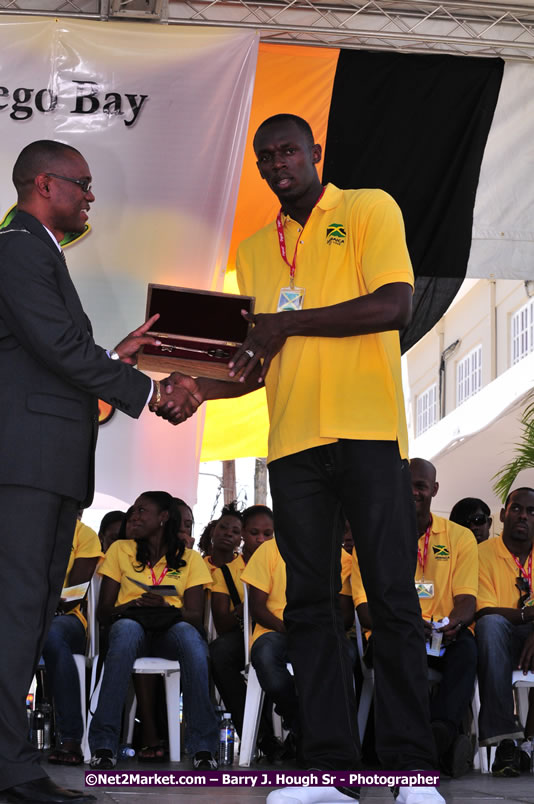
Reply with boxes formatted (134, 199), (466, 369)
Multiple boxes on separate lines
(410, 457), (437, 486)
(13, 140), (81, 201)
(410, 458), (438, 534)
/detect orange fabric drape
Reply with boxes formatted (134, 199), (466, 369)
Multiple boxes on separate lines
(201, 43), (339, 462)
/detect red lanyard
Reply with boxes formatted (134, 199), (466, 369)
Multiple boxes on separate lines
(512, 552), (532, 592)
(147, 562), (168, 586)
(417, 520), (432, 579)
(275, 188), (325, 287)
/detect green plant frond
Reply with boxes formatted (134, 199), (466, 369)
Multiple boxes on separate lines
(494, 432), (534, 503)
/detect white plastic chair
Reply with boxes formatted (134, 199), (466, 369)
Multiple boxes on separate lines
(238, 583), (294, 766)
(474, 671), (534, 773)
(123, 657), (181, 761)
(85, 615), (181, 762)
(77, 573), (101, 761)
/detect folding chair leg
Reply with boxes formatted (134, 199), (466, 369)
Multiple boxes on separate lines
(239, 666), (265, 767)
(164, 670), (181, 762)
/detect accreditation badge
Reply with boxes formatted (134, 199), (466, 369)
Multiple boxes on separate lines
(277, 286), (305, 312)
(416, 581), (435, 599)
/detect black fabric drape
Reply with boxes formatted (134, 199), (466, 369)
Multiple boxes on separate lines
(322, 50), (504, 352)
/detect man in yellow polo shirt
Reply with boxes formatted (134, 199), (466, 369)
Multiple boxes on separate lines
(352, 458), (477, 778)
(476, 486), (534, 776)
(160, 114), (440, 804)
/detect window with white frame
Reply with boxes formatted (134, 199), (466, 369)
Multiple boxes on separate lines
(456, 345), (482, 406)
(511, 298), (534, 365)
(416, 383), (437, 436)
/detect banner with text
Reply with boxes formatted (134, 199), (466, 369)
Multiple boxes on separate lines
(0, 16), (258, 507)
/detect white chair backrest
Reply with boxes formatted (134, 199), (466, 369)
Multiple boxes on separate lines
(243, 582), (254, 665)
(87, 573), (102, 658)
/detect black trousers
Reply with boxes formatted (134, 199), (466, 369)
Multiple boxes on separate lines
(268, 439), (436, 771)
(0, 486), (78, 790)
(209, 629), (274, 742)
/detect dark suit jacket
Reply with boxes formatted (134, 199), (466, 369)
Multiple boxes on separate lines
(0, 211), (151, 506)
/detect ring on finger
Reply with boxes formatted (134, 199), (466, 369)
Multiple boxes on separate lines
(245, 349), (255, 359)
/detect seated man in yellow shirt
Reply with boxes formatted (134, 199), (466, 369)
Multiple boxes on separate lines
(42, 514), (102, 765)
(242, 535), (354, 761)
(476, 486), (534, 776)
(352, 458), (477, 777)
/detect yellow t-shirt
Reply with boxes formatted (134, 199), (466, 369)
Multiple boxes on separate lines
(99, 540), (212, 608)
(351, 514), (478, 623)
(236, 184), (414, 464)
(340, 548), (352, 597)
(211, 554), (246, 611)
(242, 538), (352, 644)
(477, 534), (532, 610)
(64, 520), (102, 630)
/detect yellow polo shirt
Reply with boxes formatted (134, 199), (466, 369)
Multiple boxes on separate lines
(99, 540), (212, 608)
(212, 554), (246, 611)
(478, 534), (532, 610)
(242, 538), (353, 645)
(64, 520), (102, 630)
(351, 514), (478, 623)
(236, 184), (414, 464)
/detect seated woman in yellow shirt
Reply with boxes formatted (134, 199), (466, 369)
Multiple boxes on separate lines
(88, 491), (219, 770)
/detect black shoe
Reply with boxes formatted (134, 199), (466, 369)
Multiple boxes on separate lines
(3, 777), (96, 803)
(335, 786), (361, 801)
(192, 751), (218, 770)
(442, 733), (473, 778)
(89, 748), (116, 769)
(492, 739), (521, 777)
(257, 734), (285, 763)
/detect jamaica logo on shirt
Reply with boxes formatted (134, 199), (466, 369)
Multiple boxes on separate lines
(166, 569), (182, 578)
(326, 223), (346, 245)
(432, 545), (450, 561)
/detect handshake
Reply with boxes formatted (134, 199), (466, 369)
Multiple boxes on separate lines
(149, 373), (203, 426)
(113, 314), (204, 426)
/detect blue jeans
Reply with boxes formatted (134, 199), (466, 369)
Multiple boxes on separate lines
(251, 632), (298, 733)
(476, 614), (531, 744)
(89, 618), (219, 756)
(42, 614), (86, 743)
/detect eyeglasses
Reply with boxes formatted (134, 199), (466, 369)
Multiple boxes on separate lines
(466, 514), (488, 527)
(516, 576), (531, 608)
(47, 173), (92, 194)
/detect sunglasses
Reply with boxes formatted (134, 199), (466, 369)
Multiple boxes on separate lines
(466, 514), (488, 527)
(516, 576), (531, 608)
(47, 173), (92, 194)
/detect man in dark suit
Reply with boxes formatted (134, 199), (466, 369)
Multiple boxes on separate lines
(0, 140), (199, 804)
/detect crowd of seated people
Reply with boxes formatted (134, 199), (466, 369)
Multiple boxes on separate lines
(35, 475), (534, 783)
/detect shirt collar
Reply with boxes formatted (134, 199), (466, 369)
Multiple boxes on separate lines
(280, 183), (342, 225)
(43, 224), (62, 252)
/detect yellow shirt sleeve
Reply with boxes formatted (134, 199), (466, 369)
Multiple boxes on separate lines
(98, 539), (123, 583)
(451, 527), (478, 598)
(350, 549), (368, 608)
(241, 540), (275, 595)
(185, 550), (214, 590)
(73, 522), (103, 562)
(357, 192), (414, 294)
(477, 541), (501, 610)
(340, 549), (353, 596)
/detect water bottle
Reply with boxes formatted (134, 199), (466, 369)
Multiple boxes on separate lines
(41, 701), (52, 750)
(219, 713), (235, 766)
(32, 710), (44, 750)
(119, 745), (136, 759)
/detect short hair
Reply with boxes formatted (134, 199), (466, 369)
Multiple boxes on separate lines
(98, 510), (125, 535)
(13, 140), (81, 197)
(504, 487), (534, 510)
(243, 504), (273, 528)
(218, 500), (243, 522)
(253, 114), (315, 153)
(449, 498), (490, 526)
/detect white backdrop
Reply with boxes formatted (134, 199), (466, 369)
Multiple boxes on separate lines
(0, 16), (259, 510)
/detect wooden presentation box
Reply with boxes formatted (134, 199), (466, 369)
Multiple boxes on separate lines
(137, 284), (255, 382)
